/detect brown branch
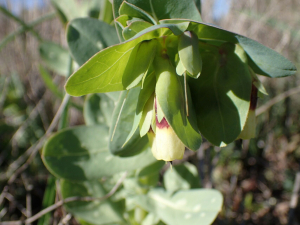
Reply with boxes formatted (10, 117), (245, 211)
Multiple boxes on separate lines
(256, 86), (300, 116)
(24, 172), (127, 224)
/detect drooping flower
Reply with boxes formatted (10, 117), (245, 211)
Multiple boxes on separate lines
(147, 98), (185, 161)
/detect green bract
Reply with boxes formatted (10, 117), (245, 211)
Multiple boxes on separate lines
(65, 1), (296, 153)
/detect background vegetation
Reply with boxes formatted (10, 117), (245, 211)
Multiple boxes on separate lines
(0, 0), (300, 224)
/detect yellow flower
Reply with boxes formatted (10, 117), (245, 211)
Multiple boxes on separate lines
(147, 101), (185, 161)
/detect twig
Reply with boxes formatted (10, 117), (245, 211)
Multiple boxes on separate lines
(256, 86), (300, 116)
(287, 171), (300, 225)
(24, 172), (127, 224)
(6, 94), (70, 185)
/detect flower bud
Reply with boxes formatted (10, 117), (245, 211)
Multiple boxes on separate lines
(147, 114), (185, 161)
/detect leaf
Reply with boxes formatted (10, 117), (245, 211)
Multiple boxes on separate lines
(188, 20), (297, 77)
(51, 0), (102, 24)
(84, 92), (119, 126)
(236, 36), (297, 77)
(135, 188), (223, 225)
(109, 88), (148, 156)
(137, 160), (164, 186)
(150, 0), (202, 22)
(67, 17), (119, 66)
(164, 162), (201, 193)
(61, 179), (125, 225)
(119, 1), (156, 24)
(123, 20), (153, 40)
(66, 22), (189, 96)
(39, 41), (71, 76)
(178, 31), (202, 77)
(189, 43), (252, 146)
(42, 125), (157, 181)
(154, 55), (202, 151)
(122, 40), (157, 89)
(139, 95), (154, 137)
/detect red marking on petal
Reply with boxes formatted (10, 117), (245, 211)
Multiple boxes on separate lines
(156, 116), (170, 129)
(250, 84), (258, 111)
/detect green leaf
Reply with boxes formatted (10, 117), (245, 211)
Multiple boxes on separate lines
(123, 40), (157, 89)
(178, 31), (202, 77)
(137, 160), (164, 186)
(39, 42), (71, 76)
(109, 88), (148, 156)
(188, 21), (297, 77)
(123, 20), (153, 40)
(67, 17), (119, 66)
(189, 43), (252, 146)
(119, 1), (156, 24)
(135, 188), (223, 225)
(42, 125), (157, 181)
(139, 95), (154, 137)
(66, 22), (189, 96)
(236, 36), (297, 77)
(154, 54), (202, 151)
(84, 92), (119, 126)
(61, 179), (125, 224)
(115, 14), (130, 27)
(150, 0), (202, 22)
(164, 162), (200, 193)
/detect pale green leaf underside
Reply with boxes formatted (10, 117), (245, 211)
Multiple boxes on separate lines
(134, 188), (223, 225)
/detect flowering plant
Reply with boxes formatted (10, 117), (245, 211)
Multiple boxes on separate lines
(65, 1), (296, 161)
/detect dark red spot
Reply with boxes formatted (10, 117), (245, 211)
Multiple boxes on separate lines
(250, 84), (258, 110)
(156, 116), (170, 129)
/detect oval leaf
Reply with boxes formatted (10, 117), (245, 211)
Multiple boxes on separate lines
(189, 43), (252, 146)
(122, 40), (157, 89)
(178, 31), (202, 77)
(42, 125), (156, 181)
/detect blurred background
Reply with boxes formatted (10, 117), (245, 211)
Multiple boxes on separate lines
(0, 0), (299, 224)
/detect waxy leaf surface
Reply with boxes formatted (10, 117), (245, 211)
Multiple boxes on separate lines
(39, 41), (71, 76)
(67, 17), (119, 66)
(42, 125), (156, 181)
(66, 22), (190, 97)
(189, 43), (252, 146)
(84, 92), (119, 126)
(109, 88), (148, 156)
(134, 188), (223, 225)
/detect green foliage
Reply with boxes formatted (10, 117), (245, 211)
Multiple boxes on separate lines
(39, 41), (71, 76)
(42, 125), (156, 181)
(29, 0), (298, 224)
